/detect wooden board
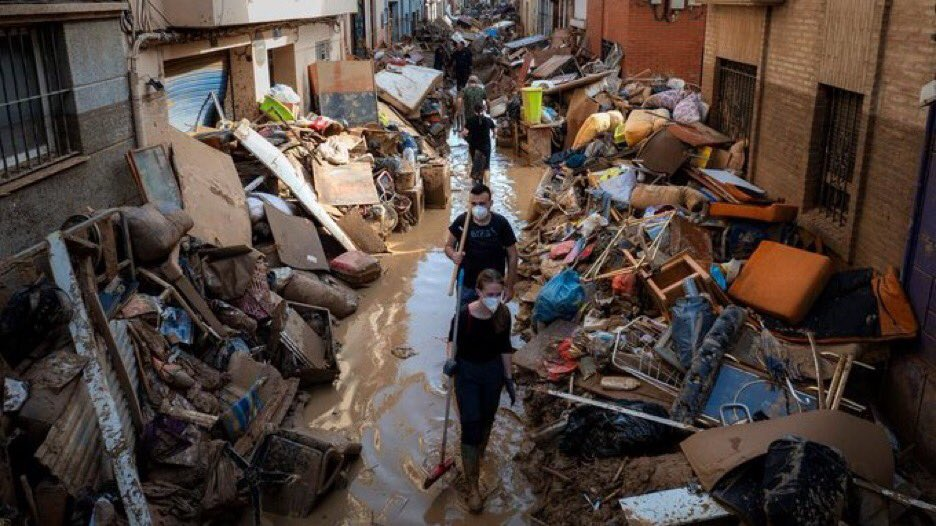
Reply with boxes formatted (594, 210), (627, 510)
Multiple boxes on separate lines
(169, 129), (251, 247)
(375, 65), (443, 115)
(308, 60), (379, 126)
(311, 159), (380, 206)
(264, 204), (329, 271)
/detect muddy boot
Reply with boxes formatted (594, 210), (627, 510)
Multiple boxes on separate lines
(461, 444), (483, 513)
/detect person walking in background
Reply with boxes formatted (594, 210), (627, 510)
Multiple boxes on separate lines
(442, 269), (517, 513)
(460, 103), (496, 182)
(461, 75), (487, 124)
(433, 42), (448, 71)
(452, 40), (473, 91)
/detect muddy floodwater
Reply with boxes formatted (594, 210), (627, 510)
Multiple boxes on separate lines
(273, 135), (542, 525)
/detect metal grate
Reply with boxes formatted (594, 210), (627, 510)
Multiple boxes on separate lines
(812, 85), (863, 225)
(0, 25), (75, 183)
(710, 58), (757, 142)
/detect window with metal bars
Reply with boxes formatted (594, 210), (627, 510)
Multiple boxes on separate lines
(315, 40), (332, 61)
(809, 84), (863, 226)
(0, 25), (75, 184)
(710, 58), (757, 142)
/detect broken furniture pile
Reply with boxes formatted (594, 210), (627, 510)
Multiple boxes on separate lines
(510, 103), (930, 523)
(0, 118), (402, 523)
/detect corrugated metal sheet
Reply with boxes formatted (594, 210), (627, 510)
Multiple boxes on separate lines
(165, 53), (230, 132)
(45, 232), (151, 525)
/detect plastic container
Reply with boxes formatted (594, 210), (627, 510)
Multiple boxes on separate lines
(259, 95), (295, 122)
(521, 87), (544, 125)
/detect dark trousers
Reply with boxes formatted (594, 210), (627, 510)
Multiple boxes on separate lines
(469, 147), (490, 182)
(454, 357), (505, 448)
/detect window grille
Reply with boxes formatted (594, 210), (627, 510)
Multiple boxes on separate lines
(315, 40), (332, 61)
(709, 58), (757, 143)
(810, 85), (863, 225)
(0, 25), (75, 183)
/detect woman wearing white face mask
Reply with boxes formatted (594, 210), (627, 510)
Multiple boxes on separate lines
(443, 268), (516, 513)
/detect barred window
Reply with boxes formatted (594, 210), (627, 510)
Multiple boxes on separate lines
(809, 84), (863, 225)
(710, 58), (757, 142)
(315, 40), (332, 61)
(1, 25), (76, 183)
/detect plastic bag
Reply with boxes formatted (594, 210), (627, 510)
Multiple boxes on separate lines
(269, 84), (301, 105)
(763, 437), (849, 525)
(533, 269), (585, 324)
(559, 400), (676, 457)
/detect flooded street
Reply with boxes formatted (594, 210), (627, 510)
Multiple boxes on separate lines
(275, 135), (542, 525)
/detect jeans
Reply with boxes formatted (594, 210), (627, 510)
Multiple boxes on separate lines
(454, 357), (505, 447)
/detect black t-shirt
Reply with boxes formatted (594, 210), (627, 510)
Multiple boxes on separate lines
(453, 48), (473, 77)
(449, 212), (517, 290)
(465, 115), (496, 153)
(448, 305), (513, 362)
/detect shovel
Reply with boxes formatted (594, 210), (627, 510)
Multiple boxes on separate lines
(424, 271), (464, 489)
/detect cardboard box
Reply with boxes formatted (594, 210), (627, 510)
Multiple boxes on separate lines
(423, 161), (450, 209)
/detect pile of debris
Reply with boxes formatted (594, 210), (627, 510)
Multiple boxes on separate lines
(508, 78), (935, 523)
(0, 65), (456, 523)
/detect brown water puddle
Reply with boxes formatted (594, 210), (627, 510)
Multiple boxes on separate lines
(273, 136), (543, 525)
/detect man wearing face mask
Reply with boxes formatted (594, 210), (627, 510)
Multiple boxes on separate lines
(445, 183), (518, 305)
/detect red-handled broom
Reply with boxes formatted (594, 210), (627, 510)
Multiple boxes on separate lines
(423, 269), (465, 489)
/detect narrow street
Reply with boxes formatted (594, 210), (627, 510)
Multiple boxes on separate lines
(279, 136), (541, 525)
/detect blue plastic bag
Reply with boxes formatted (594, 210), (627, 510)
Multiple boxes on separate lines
(533, 269), (586, 324)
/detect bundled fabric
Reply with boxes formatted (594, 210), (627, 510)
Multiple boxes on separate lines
(559, 400), (677, 457)
(533, 269), (586, 324)
(670, 295), (717, 371)
(123, 204), (193, 263)
(630, 184), (708, 212)
(280, 270), (359, 319)
(571, 110), (625, 149)
(643, 89), (706, 124)
(622, 109), (669, 146)
(671, 305), (746, 423)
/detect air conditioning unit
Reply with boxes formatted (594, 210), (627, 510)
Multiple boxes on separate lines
(670, 0), (686, 7)
(649, 0), (663, 5)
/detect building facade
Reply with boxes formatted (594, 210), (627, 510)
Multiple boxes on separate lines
(0, 3), (139, 257)
(0, 0), (358, 258)
(700, 0), (936, 468)
(586, 0), (706, 84)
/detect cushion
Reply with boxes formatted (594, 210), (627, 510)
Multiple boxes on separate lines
(709, 202), (799, 223)
(728, 241), (833, 324)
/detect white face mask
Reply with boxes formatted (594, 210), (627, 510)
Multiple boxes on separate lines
(471, 204), (490, 221)
(481, 296), (501, 311)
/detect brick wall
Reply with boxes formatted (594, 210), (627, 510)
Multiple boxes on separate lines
(852, 0), (933, 271)
(702, 0), (936, 471)
(589, 0), (706, 85)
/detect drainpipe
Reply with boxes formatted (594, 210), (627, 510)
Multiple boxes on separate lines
(128, 32), (182, 148)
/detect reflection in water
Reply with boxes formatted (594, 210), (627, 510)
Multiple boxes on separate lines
(274, 134), (543, 526)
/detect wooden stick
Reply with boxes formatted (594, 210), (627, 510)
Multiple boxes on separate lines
(547, 390), (701, 432)
(806, 332), (824, 409)
(825, 354), (847, 410)
(543, 465), (573, 482)
(831, 355), (853, 410)
(448, 208), (471, 296)
(853, 478), (936, 512)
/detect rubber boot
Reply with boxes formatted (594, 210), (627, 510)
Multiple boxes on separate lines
(461, 444), (483, 513)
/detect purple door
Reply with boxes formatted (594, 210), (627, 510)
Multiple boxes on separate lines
(905, 103), (936, 363)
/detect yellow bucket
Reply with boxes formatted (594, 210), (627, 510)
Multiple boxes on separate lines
(521, 87), (544, 125)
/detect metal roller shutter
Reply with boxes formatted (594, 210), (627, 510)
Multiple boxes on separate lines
(164, 53), (229, 132)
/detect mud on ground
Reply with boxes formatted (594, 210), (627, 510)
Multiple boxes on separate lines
(515, 388), (696, 525)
